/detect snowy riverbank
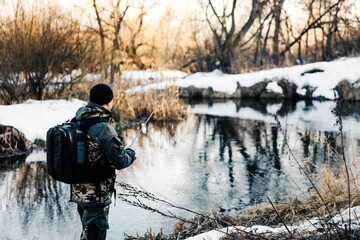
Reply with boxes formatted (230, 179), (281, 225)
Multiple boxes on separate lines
(186, 206), (360, 240)
(129, 56), (360, 100)
(0, 99), (86, 142)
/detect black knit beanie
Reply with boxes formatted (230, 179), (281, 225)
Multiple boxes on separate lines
(90, 83), (114, 105)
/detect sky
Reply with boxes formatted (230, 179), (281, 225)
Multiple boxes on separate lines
(3, 0), (358, 25)
(2, 0), (299, 25)
(22, 0), (195, 23)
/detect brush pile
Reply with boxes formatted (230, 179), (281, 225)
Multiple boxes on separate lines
(0, 124), (30, 156)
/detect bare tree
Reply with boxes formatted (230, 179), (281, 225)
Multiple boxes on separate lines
(109, 0), (130, 83)
(93, 0), (108, 80)
(89, 0), (157, 78)
(280, 0), (345, 61)
(201, 0), (270, 73)
(0, 1), (88, 102)
(272, 0), (285, 65)
(120, 0), (157, 70)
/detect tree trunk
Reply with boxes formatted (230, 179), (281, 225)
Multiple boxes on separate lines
(272, 0), (285, 66)
(93, 0), (107, 80)
(297, 41), (302, 64)
(110, 3), (128, 83)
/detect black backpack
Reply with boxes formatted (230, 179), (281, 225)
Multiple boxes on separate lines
(46, 117), (115, 184)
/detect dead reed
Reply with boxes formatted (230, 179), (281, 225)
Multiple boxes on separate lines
(112, 85), (190, 122)
(49, 76), (190, 123)
(232, 163), (360, 227)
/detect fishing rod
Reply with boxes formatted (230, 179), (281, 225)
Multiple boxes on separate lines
(126, 88), (171, 148)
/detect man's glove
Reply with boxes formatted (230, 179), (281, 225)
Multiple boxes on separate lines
(125, 148), (136, 162)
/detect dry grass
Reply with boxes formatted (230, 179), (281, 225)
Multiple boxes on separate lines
(112, 85), (190, 122)
(233, 165), (360, 228)
(48, 77), (190, 123)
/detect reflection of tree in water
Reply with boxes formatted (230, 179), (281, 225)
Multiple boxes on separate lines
(0, 154), (27, 170)
(336, 100), (360, 120)
(193, 116), (284, 205)
(298, 130), (340, 174)
(237, 120), (285, 205)
(186, 98), (360, 119)
(233, 98), (271, 114)
(193, 115), (342, 208)
(210, 117), (237, 187)
(2, 161), (75, 231)
(276, 100), (297, 116)
(127, 120), (182, 148)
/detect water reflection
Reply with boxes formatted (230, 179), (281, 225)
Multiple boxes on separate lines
(0, 152), (78, 239)
(0, 154), (27, 170)
(1, 100), (360, 239)
(185, 116), (341, 207)
(185, 98), (360, 119)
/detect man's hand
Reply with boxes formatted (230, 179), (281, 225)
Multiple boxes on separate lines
(125, 148), (136, 162)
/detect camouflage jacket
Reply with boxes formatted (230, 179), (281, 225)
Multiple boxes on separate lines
(71, 101), (135, 207)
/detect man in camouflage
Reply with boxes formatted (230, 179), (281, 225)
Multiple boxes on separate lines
(72, 83), (136, 240)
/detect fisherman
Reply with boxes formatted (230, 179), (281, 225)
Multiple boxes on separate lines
(71, 83), (136, 240)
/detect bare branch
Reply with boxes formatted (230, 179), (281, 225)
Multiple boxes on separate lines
(208, 0), (228, 35)
(234, 0), (269, 48)
(280, 0), (345, 58)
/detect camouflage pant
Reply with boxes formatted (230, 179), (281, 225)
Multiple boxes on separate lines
(77, 204), (110, 240)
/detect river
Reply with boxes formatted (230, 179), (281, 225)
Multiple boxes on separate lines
(1, 99), (359, 240)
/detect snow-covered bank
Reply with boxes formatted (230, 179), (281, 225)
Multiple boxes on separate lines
(130, 57), (360, 100)
(55, 69), (187, 86)
(121, 70), (187, 84)
(186, 206), (360, 240)
(0, 99), (85, 142)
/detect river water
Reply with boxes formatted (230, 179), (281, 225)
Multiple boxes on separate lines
(1, 99), (359, 240)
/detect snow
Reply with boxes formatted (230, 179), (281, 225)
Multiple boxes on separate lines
(26, 149), (47, 162)
(121, 70), (187, 82)
(46, 69), (187, 90)
(130, 57), (360, 99)
(186, 206), (360, 240)
(0, 99), (86, 142)
(127, 81), (178, 94)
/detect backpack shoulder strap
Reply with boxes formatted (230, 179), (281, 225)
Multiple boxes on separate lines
(80, 117), (109, 131)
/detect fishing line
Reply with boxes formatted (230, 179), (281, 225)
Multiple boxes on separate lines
(127, 87), (172, 148)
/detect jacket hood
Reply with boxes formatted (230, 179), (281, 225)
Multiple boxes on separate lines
(76, 101), (112, 121)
